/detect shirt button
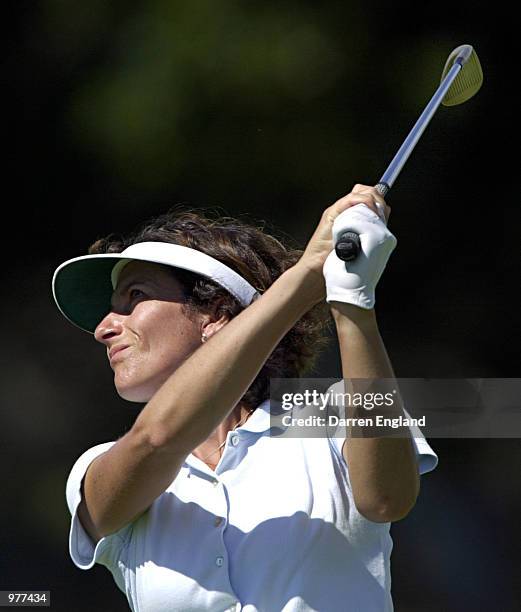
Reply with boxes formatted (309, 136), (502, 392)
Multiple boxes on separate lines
(212, 479), (219, 487)
(215, 556), (224, 567)
(214, 516), (223, 527)
(231, 434), (240, 447)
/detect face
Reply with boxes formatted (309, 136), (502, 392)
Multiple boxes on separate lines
(94, 261), (203, 402)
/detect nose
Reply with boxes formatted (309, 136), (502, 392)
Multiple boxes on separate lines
(94, 311), (125, 345)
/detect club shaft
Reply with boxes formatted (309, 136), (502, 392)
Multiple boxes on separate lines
(379, 62), (462, 189)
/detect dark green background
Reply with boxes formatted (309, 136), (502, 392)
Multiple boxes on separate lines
(4, 1), (520, 610)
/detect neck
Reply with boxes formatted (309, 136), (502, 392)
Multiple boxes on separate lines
(192, 402), (254, 466)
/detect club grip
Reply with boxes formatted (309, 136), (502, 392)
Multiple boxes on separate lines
(334, 182), (390, 262)
(334, 231), (361, 262)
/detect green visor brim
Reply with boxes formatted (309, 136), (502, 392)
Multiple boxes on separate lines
(52, 255), (125, 334)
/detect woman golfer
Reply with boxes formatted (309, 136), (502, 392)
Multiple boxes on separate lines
(53, 185), (437, 612)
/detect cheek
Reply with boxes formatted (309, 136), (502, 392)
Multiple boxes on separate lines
(115, 304), (200, 386)
(145, 310), (201, 360)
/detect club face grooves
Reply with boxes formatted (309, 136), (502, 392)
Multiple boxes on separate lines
(441, 44), (483, 106)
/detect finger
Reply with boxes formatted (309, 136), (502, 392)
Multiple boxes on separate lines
(352, 183), (374, 194)
(353, 184), (387, 205)
(382, 203), (391, 223)
(352, 184), (391, 223)
(333, 192), (381, 218)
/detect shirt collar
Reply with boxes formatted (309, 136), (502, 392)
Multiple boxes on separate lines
(235, 398), (276, 434)
(185, 399), (281, 475)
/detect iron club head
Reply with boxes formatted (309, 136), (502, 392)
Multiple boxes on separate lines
(441, 44), (483, 106)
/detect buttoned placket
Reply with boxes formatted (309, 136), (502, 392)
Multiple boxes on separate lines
(186, 433), (244, 611)
(210, 432), (238, 573)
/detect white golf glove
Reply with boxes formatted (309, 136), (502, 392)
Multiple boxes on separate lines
(323, 203), (397, 309)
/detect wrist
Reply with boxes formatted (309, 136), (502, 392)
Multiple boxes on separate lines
(289, 261), (326, 309)
(330, 302), (377, 328)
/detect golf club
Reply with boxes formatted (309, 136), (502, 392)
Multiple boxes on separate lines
(334, 43), (483, 262)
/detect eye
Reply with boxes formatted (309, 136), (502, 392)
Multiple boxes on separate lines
(129, 288), (146, 300)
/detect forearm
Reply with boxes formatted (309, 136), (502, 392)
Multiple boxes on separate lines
(331, 303), (419, 522)
(134, 264), (314, 455)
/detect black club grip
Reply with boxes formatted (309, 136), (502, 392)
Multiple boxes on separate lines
(334, 182), (390, 262)
(335, 231), (361, 262)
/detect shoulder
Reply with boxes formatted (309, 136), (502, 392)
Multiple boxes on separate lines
(66, 441), (116, 516)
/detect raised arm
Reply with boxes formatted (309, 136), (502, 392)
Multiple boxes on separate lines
(331, 304), (420, 523)
(323, 184), (419, 522)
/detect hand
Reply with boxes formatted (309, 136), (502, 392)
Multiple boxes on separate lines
(295, 185), (391, 304)
(323, 192), (396, 309)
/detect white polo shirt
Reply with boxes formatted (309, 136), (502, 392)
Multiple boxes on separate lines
(66, 398), (437, 612)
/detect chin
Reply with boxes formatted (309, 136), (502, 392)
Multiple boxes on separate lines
(114, 367), (172, 404)
(115, 381), (156, 403)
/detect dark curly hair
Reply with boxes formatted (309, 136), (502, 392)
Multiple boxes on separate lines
(88, 205), (333, 410)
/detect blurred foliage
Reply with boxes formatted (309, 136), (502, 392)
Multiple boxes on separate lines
(14, 0), (493, 254)
(29, 0), (481, 199)
(48, 1), (355, 188)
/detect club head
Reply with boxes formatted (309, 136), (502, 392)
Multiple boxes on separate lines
(441, 44), (483, 106)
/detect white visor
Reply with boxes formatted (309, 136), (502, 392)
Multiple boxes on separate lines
(52, 241), (260, 333)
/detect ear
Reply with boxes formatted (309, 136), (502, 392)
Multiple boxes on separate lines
(200, 312), (230, 342)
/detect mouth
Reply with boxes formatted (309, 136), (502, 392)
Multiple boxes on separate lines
(109, 345), (130, 363)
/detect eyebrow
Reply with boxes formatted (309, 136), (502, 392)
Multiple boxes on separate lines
(110, 277), (156, 308)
